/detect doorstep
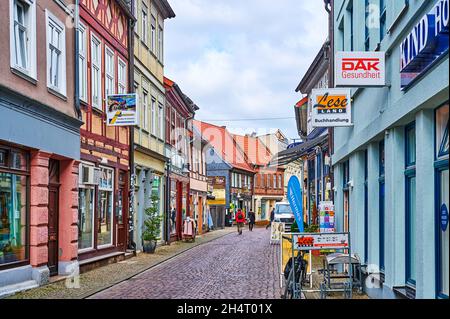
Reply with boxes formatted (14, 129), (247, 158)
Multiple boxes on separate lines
(79, 252), (126, 273)
(0, 280), (39, 299)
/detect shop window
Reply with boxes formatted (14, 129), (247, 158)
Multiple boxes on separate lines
(78, 186), (94, 250)
(379, 140), (386, 273)
(436, 105), (449, 159)
(170, 180), (177, 235)
(364, 150), (369, 264)
(0, 147), (28, 267)
(97, 167), (114, 247)
(405, 123), (416, 286)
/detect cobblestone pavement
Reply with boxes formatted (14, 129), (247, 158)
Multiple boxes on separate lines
(90, 227), (281, 299)
(8, 228), (235, 299)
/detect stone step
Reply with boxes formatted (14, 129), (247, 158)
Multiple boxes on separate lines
(0, 280), (39, 299)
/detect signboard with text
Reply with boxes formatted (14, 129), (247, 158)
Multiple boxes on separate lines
(311, 89), (353, 128)
(335, 51), (386, 87)
(293, 233), (350, 251)
(106, 94), (138, 126)
(319, 201), (335, 233)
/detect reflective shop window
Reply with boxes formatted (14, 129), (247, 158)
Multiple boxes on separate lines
(0, 147), (28, 266)
(170, 180), (177, 235)
(436, 105), (449, 159)
(78, 187), (94, 250)
(98, 167), (114, 246)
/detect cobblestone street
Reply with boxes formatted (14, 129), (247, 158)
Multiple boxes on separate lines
(90, 227), (281, 299)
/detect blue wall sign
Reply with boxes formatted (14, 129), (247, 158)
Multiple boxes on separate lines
(441, 204), (449, 232)
(287, 176), (304, 232)
(288, 142), (302, 149)
(400, 0), (449, 88)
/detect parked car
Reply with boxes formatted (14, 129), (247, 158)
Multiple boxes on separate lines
(274, 202), (295, 232)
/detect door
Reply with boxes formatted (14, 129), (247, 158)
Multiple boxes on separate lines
(116, 171), (127, 251)
(48, 160), (60, 276)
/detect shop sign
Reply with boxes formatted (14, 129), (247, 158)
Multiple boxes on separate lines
(311, 89), (353, 128)
(335, 51), (386, 87)
(319, 201), (335, 233)
(106, 94), (138, 126)
(287, 176), (304, 232)
(400, 0), (449, 88)
(441, 204), (449, 232)
(293, 233), (349, 251)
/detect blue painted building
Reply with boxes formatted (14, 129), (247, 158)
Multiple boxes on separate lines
(331, 0), (448, 299)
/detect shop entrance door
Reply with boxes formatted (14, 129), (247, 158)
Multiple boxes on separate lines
(116, 171), (127, 251)
(48, 159), (60, 276)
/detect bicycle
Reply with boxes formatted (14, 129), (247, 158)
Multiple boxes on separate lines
(281, 250), (308, 299)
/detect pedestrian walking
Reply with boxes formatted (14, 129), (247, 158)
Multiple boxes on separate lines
(266, 206), (276, 230)
(235, 209), (246, 235)
(248, 211), (256, 231)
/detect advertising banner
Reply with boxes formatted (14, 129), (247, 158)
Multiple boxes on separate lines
(207, 176), (226, 205)
(293, 233), (349, 251)
(319, 201), (335, 233)
(335, 51), (386, 87)
(287, 176), (304, 232)
(311, 89), (353, 128)
(106, 94), (138, 126)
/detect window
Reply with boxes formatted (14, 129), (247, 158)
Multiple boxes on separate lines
(91, 34), (102, 110)
(141, 3), (148, 44)
(278, 175), (282, 190)
(151, 14), (156, 53)
(158, 102), (164, 139)
(151, 97), (157, 136)
(273, 175), (277, 189)
(78, 23), (87, 102)
(105, 47), (115, 97)
(46, 10), (66, 96)
(365, 0), (370, 51)
(364, 150), (369, 264)
(405, 124), (416, 286)
(343, 160), (350, 232)
(0, 146), (28, 267)
(436, 105), (449, 159)
(142, 91), (148, 130)
(118, 58), (127, 94)
(347, 1), (354, 51)
(158, 25), (163, 61)
(98, 167), (114, 247)
(380, 0), (387, 42)
(379, 140), (386, 273)
(78, 165), (94, 251)
(10, 0), (36, 79)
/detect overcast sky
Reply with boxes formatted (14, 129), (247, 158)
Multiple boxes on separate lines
(164, 0), (328, 141)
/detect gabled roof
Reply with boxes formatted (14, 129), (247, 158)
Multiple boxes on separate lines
(232, 134), (273, 167)
(193, 120), (255, 173)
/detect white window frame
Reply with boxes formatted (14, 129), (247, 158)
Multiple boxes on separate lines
(151, 97), (157, 136)
(158, 24), (163, 62)
(105, 46), (115, 97)
(151, 14), (156, 53)
(45, 10), (66, 96)
(142, 2), (148, 44)
(142, 90), (149, 130)
(9, 0), (37, 80)
(78, 162), (95, 253)
(91, 33), (102, 110)
(118, 58), (127, 94)
(98, 166), (114, 248)
(158, 102), (164, 139)
(78, 22), (87, 102)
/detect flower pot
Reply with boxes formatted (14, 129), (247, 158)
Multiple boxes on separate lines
(142, 240), (157, 254)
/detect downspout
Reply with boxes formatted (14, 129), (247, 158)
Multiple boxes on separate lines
(74, 0), (81, 120)
(128, 2), (137, 253)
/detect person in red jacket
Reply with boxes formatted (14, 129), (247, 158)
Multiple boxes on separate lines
(235, 209), (246, 235)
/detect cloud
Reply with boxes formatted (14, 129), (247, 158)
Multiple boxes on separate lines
(164, 0), (329, 140)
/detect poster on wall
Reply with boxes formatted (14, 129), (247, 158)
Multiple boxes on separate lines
(270, 222), (284, 244)
(311, 89), (353, 128)
(106, 94), (138, 126)
(319, 201), (335, 233)
(335, 51), (386, 87)
(207, 176), (226, 205)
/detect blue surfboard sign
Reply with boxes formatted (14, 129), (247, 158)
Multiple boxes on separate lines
(287, 176), (304, 232)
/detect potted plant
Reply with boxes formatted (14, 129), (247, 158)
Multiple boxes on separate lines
(142, 193), (163, 254)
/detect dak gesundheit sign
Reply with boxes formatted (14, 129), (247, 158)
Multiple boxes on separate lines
(335, 51), (386, 87)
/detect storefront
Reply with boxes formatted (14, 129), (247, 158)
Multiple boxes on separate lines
(169, 171), (190, 242)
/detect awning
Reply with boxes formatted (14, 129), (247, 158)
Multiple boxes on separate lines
(268, 133), (328, 167)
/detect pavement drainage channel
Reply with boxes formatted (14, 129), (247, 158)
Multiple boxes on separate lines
(82, 231), (235, 299)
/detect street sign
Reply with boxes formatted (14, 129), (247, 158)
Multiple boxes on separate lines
(287, 176), (304, 232)
(293, 233), (349, 251)
(335, 51), (386, 87)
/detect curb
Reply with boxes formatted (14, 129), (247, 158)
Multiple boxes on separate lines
(80, 230), (234, 299)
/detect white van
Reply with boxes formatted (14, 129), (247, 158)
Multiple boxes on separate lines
(273, 202), (295, 232)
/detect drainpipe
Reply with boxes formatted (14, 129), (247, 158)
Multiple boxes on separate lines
(128, 2), (137, 253)
(74, 0), (81, 120)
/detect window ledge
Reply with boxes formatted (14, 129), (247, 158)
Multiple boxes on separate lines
(47, 87), (67, 101)
(10, 67), (37, 85)
(91, 106), (104, 115)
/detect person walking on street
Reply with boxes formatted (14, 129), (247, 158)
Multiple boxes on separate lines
(266, 206), (275, 230)
(248, 211), (256, 231)
(236, 209), (246, 235)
